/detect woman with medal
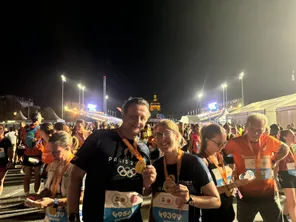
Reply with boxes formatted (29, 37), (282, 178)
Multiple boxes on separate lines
(25, 131), (84, 222)
(198, 124), (255, 222)
(146, 119), (221, 222)
(278, 129), (296, 222)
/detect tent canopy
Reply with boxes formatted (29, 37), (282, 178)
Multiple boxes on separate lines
(12, 110), (27, 121)
(41, 107), (65, 122)
(228, 93), (296, 125)
(229, 93), (296, 115)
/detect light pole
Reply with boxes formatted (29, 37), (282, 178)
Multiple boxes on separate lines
(221, 83), (227, 109)
(77, 84), (82, 110)
(105, 95), (109, 114)
(239, 72), (244, 106)
(61, 75), (66, 119)
(81, 85), (85, 110)
(198, 92), (203, 114)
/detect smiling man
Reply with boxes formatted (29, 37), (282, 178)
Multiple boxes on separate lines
(67, 97), (157, 222)
(224, 113), (289, 222)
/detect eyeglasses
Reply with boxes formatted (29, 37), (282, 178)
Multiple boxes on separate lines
(208, 139), (227, 147)
(155, 130), (174, 139)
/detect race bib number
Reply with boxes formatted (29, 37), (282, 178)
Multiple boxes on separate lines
(0, 148), (5, 158)
(104, 191), (143, 221)
(244, 156), (272, 180)
(212, 166), (232, 187)
(45, 206), (68, 222)
(287, 163), (296, 177)
(152, 192), (189, 222)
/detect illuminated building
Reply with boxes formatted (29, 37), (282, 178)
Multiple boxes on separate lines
(150, 94), (161, 112)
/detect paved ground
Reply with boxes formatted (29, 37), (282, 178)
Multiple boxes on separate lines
(0, 167), (288, 222)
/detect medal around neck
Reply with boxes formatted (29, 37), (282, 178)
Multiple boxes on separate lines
(239, 170), (255, 180)
(135, 160), (146, 174)
(163, 178), (177, 193)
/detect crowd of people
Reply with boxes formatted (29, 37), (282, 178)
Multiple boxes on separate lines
(0, 97), (296, 222)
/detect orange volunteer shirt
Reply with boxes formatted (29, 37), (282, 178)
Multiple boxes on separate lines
(224, 134), (282, 200)
(22, 124), (44, 157)
(42, 141), (54, 164)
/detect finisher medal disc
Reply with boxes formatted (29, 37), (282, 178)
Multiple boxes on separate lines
(163, 178), (177, 193)
(135, 160), (146, 174)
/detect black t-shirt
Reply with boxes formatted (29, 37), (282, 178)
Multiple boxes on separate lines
(0, 137), (12, 166)
(72, 129), (150, 222)
(152, 153), (212, 222)
(201, 158), (235, 222)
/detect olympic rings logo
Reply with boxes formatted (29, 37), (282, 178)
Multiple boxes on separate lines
(117, 166), (137, 178)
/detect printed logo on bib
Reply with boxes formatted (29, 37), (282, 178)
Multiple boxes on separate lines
(46, 206), (67, 222)
(244, 156), (272, 180)
(211, 166), (232, 187)
(104, 191), (143, 221)
(0, 148), (5, 158)
(152, 192), (189, 222)
(287, 163), (296, 177)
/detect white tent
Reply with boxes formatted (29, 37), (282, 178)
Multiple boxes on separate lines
(180, 115), (200, 124)
(227, 93), (296, 125)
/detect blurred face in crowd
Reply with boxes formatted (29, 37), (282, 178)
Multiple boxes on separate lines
(247, 120), (265, 142)
(154, 125), (179, 154)
(49, 142), (71, 162)
(76, 122), (84, 133)
(283, 131), (295, 146)
(122, 104), (150, 136)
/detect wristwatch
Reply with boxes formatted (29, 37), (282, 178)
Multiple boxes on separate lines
(186, 196), (193, 205)
(53, 198), (59, 208)
(69, 213), (80, 222)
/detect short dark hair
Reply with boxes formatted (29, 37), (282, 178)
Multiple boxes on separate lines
(31, 112), (42, 122)
(122, 97), (150, 115)
(75, 119), (85, 125)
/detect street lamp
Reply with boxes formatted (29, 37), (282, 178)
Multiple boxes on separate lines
(239, 72), (244, 106)
(77, 84), (82, 110)
(81, 85), (85, 110)
(221, 83), (228, 109)
(105, 95), (108, 115)
(61, 75), (66, 119)
(198, 92), (203, 114)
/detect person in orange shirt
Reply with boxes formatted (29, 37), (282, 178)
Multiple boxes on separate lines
(39, 123), (55, 183)
(72, 120), (91, 149)
(224, 113), (289, 222)
(22, 112), (44, 196)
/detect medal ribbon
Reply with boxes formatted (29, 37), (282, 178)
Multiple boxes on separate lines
(51, 154), (73, 198)
(247, 137), (262, 174)
(163, 149), (183, 183)
(122, 138), (143, 161)
(207, 152), (228, 186)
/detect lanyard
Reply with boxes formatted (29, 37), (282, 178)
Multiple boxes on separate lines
(122, 138), (143, 162)
(207, 152), (228, 186)
(247, 137), (262, 172)
(51, 155), (73, 198)
(163, 149), (183, 183)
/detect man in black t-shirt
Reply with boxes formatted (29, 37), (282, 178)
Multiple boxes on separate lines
(68, 97), (157, 222)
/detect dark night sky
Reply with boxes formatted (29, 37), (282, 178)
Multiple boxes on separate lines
(2, 1), (296, 118)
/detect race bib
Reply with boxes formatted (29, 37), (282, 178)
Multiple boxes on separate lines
(211, 166), (232, 187)
(152, 192), (189, 222)
(46, 206), (68, 222)
(287, 163), (296, 177)
(0, 148), (5, 158)
(104, 191), (143, 221)
(244, 156), (272, 180)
